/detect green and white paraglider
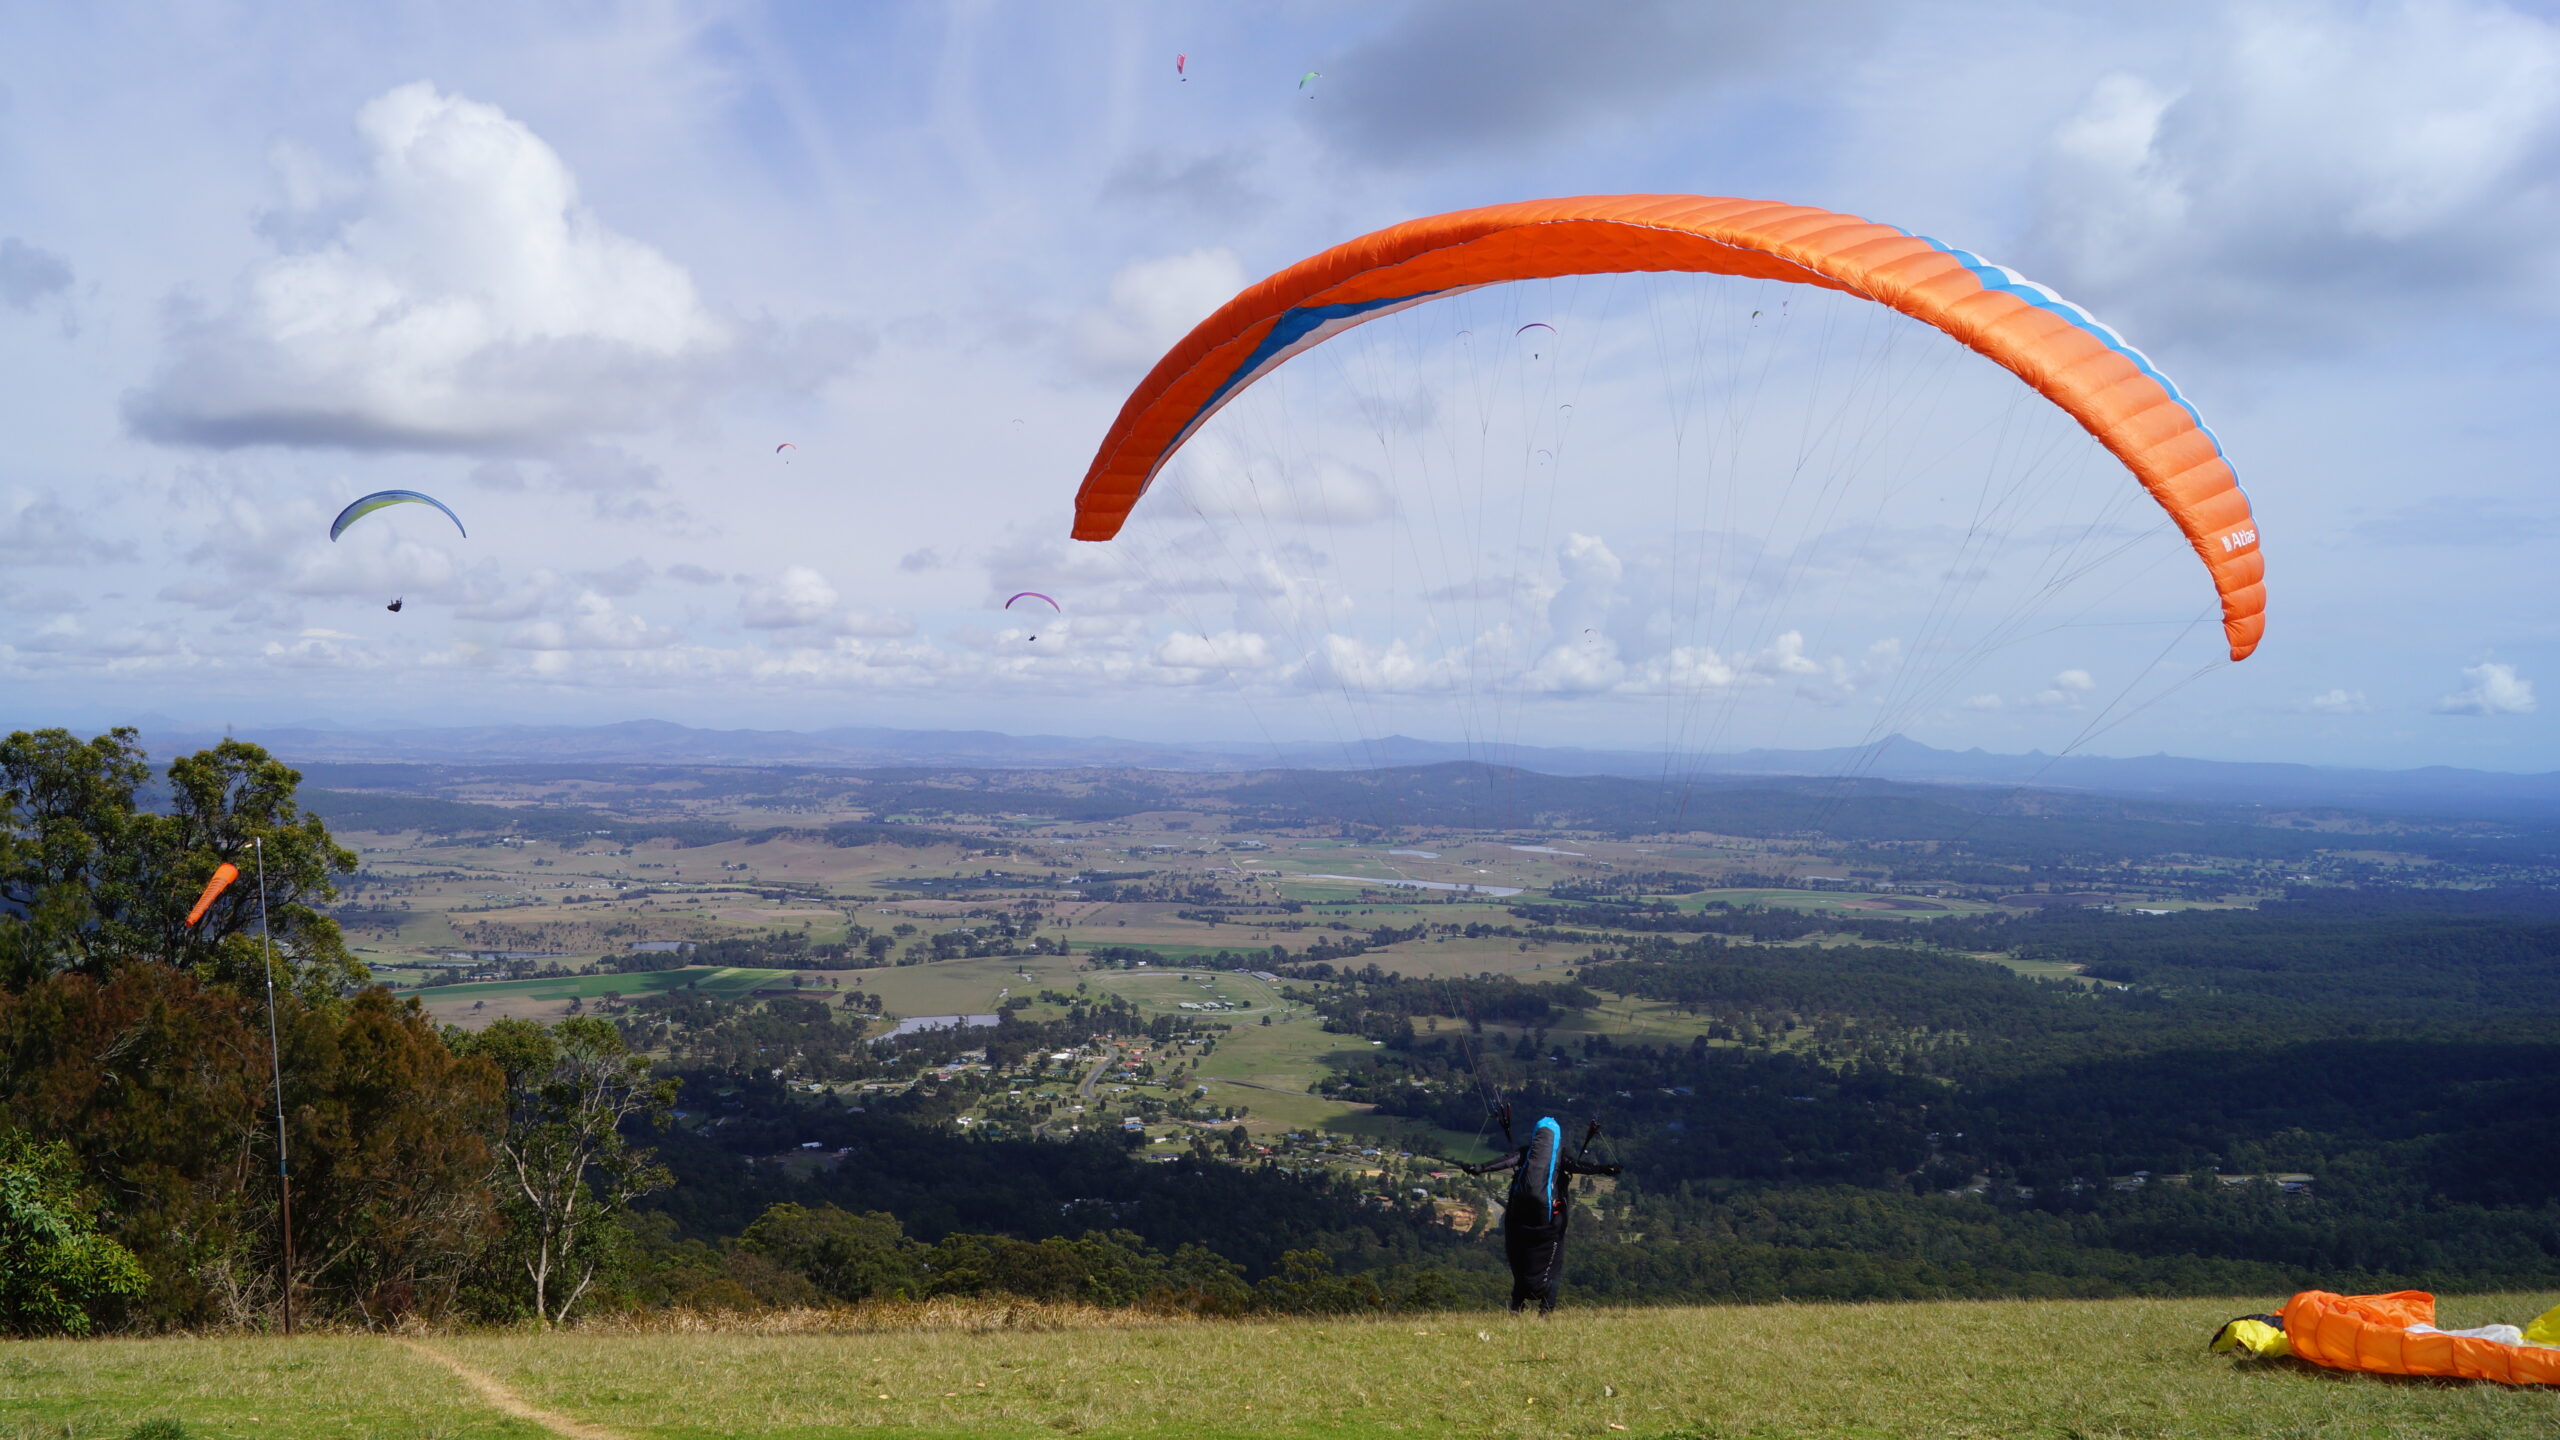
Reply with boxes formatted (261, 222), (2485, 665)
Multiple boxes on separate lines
(329, 490), (467, 541)
(329, 489), (466, 614)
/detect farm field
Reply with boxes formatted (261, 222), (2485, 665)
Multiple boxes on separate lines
(830, 954), (1075, 1019)
(414, 965), (794, 1026)
(1192, 1009), (1374, 1093)
(1667, 887), (2003, 917)
(12, 1294), (2558, 1439)
(1330, 937), (1584, 980)
(1084, 967), (1285, 1020)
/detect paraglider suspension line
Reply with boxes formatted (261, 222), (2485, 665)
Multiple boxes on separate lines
(255, 838), (297, 1336)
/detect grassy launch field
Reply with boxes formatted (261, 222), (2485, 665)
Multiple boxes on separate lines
(10, 1293), (2557, 1439)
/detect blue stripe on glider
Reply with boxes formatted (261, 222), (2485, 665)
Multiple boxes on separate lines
(1183, 290), (1447, 442)
(1900, 233), (2228, 462)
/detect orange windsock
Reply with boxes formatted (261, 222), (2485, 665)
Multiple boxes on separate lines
(1071, 194), (2265, 660)
(186, 863), (240, 928)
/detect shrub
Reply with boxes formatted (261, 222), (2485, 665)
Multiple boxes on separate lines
(0, 1129), (147, 1336)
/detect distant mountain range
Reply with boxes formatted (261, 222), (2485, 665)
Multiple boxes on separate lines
(135, 719), (2560, 823)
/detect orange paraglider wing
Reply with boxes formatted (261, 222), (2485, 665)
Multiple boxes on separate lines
(1070, 195), (2264, 660)
(186, 862), (240, 928)
(2285, 1290), (2560, 1386)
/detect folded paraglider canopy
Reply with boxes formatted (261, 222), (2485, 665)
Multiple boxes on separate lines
(2223, 1292), (2560, 1385)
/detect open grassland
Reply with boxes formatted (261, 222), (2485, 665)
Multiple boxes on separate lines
(1189, 1007), (1372, 1093)
(12, 1294), (2560, 1439)
(1085, 968), (1280, 1018)
(1155, 1001), (1482, 1157)
(1546, 991), (1727, 1046)
(1667, 888), (2001, 917)
(417, 965), (793, 1026)
(1344, 938), (1582, 980)
(834, 955), (1075, 1018)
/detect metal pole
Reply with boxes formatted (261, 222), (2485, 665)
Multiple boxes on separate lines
(254, 837), (296, 1337)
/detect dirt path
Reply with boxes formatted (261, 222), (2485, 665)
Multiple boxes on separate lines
(395, 1337), (634, 1440)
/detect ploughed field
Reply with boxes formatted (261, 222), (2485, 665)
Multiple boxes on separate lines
(10, 1294), (2557, 1439)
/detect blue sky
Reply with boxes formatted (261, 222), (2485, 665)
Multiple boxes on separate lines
(1, 1), (2553, 770)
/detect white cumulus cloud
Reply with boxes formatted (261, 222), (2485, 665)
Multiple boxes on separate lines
(2032, 668), (2096, 709)
(505, 592), (667, 652)
(0, 491), (137, 565)
(2031, 1), (2560, 346)
(1168, 438), (1396, 526)
(128, 82), (727, 451)
(834, 610), (919, 639)
(1154, 630), (1276, 671)
(2305, 688), (2374, 715)
(1074, 247), (1244, 374)
(740, 566), (840, 629)
(2434, 661), (2536, 715)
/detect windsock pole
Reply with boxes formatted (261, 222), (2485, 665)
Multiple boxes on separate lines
(253, 838), (297, 1337)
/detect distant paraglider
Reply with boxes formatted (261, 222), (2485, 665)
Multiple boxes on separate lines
(329, 490), (466, 542)
(329, 489), (463, 613)
(1299, 71), (1321, 94)
(1176, 53), (1187, 80)
(1005, 590), (1060, 642)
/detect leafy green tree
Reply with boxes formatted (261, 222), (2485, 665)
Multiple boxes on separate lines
(0, 967), (506, 1327)
(0, 1129), (147, 1335)
(0, 965), (264, 1323)
(159, 740), (362, 996)
(1253, 1248), (1385, 1315)
(455, 1017), (677, 1325)
(0, 729), (357, 995)
(0, 729), (151, 988)
(284, 987), (505, 1323)
(736, 1203), (918, 1302)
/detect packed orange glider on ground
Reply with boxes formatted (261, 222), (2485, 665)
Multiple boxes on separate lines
(1071, 194), (2266, 661)
(2286, 1291), (2560, 1385)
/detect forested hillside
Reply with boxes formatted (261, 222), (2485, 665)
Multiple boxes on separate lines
(6, 727), (2558, 1336)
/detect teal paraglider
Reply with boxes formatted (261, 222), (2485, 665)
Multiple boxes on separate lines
(329, 490), (467, 542)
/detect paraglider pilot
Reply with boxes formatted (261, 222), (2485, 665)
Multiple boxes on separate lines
(1460, 1106), (1620, 1315)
